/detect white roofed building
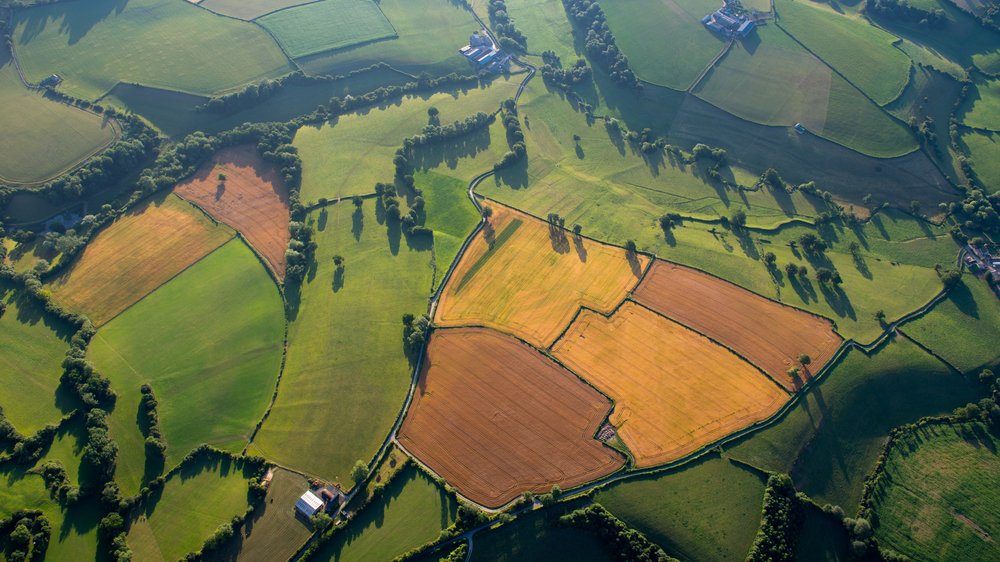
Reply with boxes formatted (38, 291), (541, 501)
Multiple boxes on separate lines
(295, 490), (325, 517)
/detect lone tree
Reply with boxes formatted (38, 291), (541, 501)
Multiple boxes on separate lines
(787, 366), (801, 380)
(625, 239), (637, 254)
(573, 223), (582, 236)
(428, 106), (439, 118)
(217, 172), (227, 181)
(351, 460), (369, 484)
(352, 195), (363, 207)
(332, 255), (345, 268)
(481, 206), (494, 220)
(798, 354), (811, 366)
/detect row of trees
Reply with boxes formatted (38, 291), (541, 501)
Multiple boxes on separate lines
(745, 474), (804, 562)
(559, 504), (676, 562)
(139, 384), (167, 464)
(866, 0), (947, 28)
(488, 0), (528, 51)
(540, 58), (593, 90)
(495, 99), (526, 170)
(562, 0), (641, 90)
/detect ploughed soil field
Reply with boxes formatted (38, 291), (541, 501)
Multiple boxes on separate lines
(552, 302), (790, 468)
(634, 261), (843, 389)
(435, 204), (647, 348)
(49, 194), (234, 325)
(397, 327), (625, 508)
(175, 145), (290, 279)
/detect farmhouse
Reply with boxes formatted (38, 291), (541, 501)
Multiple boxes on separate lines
(295, 490), (325, 517)
(458, 29), (509, 73)
(702, 0), (756, 38)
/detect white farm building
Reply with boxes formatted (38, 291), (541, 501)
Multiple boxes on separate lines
(295, 490), (325, 517)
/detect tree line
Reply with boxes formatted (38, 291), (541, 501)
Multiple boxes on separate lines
(866, 0), (947, 28)
(559, 503), (677, 562)
(488, 0), (528, 51)
(745, 474), (803, 562)
(562, 0), (641, 91)
(495, 98), (527, 170)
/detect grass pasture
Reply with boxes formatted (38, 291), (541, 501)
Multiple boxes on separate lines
(775, 0), (911, 105)
(224, 468), (313, 562)
(595, 455), (767, 562)
(412, 171), (481, 288)
(902, 277), (1000, 373)
(0, 283), (75, 435)
(872, 422), (1000, 561)
(127, 456), (254, 562)
(12, 0), (292, 100)
(0, 49), (115, 184)
(960, 76), (1000, 130)
(199, 0), (312, 20)
(730, 336), (982, 510)
(48, 194), (234, 326)
(398, 328), (624, 507)
(885, 65), (965, 179)
(88, 240), (284, 494)
(552, 302), (788, 468)
(959, 129), (1000, 191)
(258, 0), (397, 59)
(250, 200), (432, 483)
(435, 205), (647, 348)
(312, 466), (457, 562)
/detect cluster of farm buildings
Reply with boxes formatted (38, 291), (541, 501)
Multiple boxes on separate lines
(964, 243), (1000, 297)
(702, 0), (757, 37)
(458, 29), (510, 73)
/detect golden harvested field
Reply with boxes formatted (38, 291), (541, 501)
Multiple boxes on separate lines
(174, 145), (290, 279)
(49, 194), (234, 325)
(552, 302), (790, 468)
(435, 204), (647, 348)
(634, 261), (843, 389)
(398, 327), (625, 508)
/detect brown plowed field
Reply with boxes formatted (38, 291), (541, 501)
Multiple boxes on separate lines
(552, 302), (789, 468)
(49, 194), (234, 325)
(397, 327), (625, 508)
(175, 145), (290, 279)
(634, 261), (843, 389)
(435, 204), (647, 348)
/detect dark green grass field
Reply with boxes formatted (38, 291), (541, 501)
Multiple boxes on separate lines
(312, 466), (456, 562)
(903, 276), (1000, 373)
(959, 129), (1000, 192)
(595, 455), (767, 562)
(872, 422), (1000, 561)
(959, 76), (1000, 131)
(250, 200), (432, 483)
(412, 171), (482, 289)
(12, 0), (292, 100)
(88, 239), (284, 494)
(258, 0), (397, 59)
(730, 336), (983, 511)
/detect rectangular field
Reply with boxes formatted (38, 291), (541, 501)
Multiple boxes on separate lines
(174, 145), (290, 279)
(435, 205), (647, 348)
(398, 328), (625, 507)
(225, 468), (313, 562)
(258, 0), (397, 59)
(49, 194), (234, 326)
(552, 303), (788, 468)
(633, 261), (843, 389)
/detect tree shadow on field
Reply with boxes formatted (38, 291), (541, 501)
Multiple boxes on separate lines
(948, 279), (979, 319)
(352, 206), (364, 241)
(16, 0), (128, 46)
(548, 223), (570, 254)
(573, 234), (588, 262)
(317, 207), (329, 232)
(332, 266), (345, 292)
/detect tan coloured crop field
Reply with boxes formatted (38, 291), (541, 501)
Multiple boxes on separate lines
(434, 204), (647, 348)
(397, 327), (625, 507)
(49, 194), (234, 325)
(552, 302), (790, 468)
(634, 261), (843, 389)
(175, 145), (290, 279)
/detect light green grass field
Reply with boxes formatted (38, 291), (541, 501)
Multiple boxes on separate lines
(12, 0), (292, 100)
(903, 276), (1000, 373)
(0, 283), (75, 435)
(468, 499), (614, 562)
(0, 49), (115, 184)
(731, 336), (982, 511)
(873, 422), (1000, 562)
(694, 26), (916, 157)
(199, 0), (311, 20)
(413, 171), (482, 289)
(88, 240), (284, 494)
(222, 468), (313, 562)
(250, 201), (432, 482)
(959, 76), (1000, 131)
(299, 0), (477, 77)
(127, 456), (253, 562)
(775, 0), (910, 105)
(959, 129), (1000, 192)
(294, 75), (520, 203)
(258, 0), (397, 59)
(312, 466), (456, 562)
(599, 0), (726, 90)
(596, 455), (766, 562)
(504, 0), (580, 62)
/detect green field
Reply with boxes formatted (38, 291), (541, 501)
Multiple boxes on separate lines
(468, 500), (615, 562)
(312, 466), (456, 562)
(222, 468), (313, 562)
(959, 129), (1000, 191)
(873, 422), (1000, 561)
(0, 49), (116, 184)
(127, 456), (254, 562)
(795, 502), (851, 562)
(959, 76), (1000, 131)
(88, 240), (284, 494)
(503, 0), (580, 62)
(775, 0), (911, 105)
(885, 65), (965, 180)
(903, 277), (1000, 373)
(595, 455), (766, 562)
(0, 283), (76, 435)
(199, 0), (311, 20)
(293, 75), (520, 203)
(413, 171), (482, 289)
(599, 0), (725, 91)
(258, 0), (397, 59)
(694, 26), (916, 157)
(298, 0), (477, 76)
(731, 336), (982, 511)
(250, 200), (432, 482)
(12, 0), (292, 100)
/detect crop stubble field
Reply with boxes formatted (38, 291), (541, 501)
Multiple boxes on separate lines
(434, 205), (647, 348)
(552, 302), (789, 467)
(633, 261), (843, 389)
(398, 328), (625, 507)
(174, 145), (291, 279)
(48, 194), (234, 326)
